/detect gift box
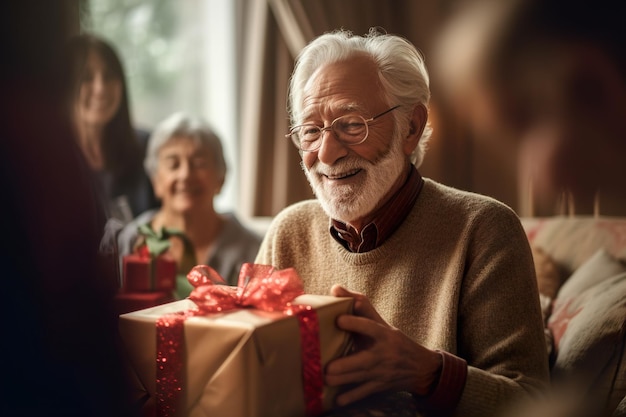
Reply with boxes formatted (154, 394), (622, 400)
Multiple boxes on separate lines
(118, 264), (354, 417)
(122, 251), (177, 293)
(121, 224), (189, 294)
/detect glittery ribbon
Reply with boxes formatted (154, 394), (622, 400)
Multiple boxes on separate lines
(285, 304), (324, 417)
(156, 263), (324, 417)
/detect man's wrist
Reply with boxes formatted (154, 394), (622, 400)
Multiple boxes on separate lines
(424, 351), (444, 396)
(414, 350), (468, 415)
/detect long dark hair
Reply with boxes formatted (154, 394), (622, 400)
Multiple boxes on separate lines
(64, 33), (143, 182)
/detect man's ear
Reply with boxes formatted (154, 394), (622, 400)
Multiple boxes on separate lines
(403, 104), (428, 156)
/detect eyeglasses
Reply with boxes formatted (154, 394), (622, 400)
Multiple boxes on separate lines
(286, 105), (401, 152)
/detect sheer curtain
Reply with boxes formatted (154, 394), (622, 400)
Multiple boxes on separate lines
(238, 0), (447, 218)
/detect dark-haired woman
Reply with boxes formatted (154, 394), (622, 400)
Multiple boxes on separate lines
(66, 33), (158, 223)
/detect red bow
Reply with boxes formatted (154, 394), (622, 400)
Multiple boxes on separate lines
(187, 263), (305, 313)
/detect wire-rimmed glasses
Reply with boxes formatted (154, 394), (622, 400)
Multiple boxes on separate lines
(286, 105), (401, 152)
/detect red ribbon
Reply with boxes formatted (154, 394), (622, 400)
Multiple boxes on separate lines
(156, 263), (324, 417)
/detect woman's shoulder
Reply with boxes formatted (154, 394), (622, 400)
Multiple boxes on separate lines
(221, 212), (263, 243)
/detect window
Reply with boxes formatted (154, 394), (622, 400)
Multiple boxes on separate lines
(81, 0), (239, 211)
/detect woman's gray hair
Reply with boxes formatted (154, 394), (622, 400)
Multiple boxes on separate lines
(288, 28), (432, 168)
(144, 112), (227, 179)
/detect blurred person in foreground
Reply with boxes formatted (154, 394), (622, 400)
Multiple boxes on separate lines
(255, 28), (548, 416)
(434, 0), (626, 216)
(1, 4), (138, 417)
(65, 33), (158, 223)
(434, 0), (626, 415)
(117, 112), (262, 297)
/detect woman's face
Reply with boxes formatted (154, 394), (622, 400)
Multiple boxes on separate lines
(75, 50), (122, 128)
(152, 136), (223, 215)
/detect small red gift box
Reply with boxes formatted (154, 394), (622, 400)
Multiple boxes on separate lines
(122, 251), (177, 293)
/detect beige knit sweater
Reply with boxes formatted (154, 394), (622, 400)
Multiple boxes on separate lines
(256, 178), (549, 416)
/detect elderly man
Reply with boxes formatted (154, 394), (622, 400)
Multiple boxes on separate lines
(255, 29), (548, 416)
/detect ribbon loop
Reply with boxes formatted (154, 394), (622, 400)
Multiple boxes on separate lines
(187, 264), (227, 287)
(187, 263), (305, 313)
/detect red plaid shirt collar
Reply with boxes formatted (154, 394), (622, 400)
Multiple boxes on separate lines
(330, 165), (424, 253)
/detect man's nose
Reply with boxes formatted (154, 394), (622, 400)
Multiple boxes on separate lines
(316, 128), (348, 165)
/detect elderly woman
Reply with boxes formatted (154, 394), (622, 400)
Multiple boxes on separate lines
(117, 112), (262, 297)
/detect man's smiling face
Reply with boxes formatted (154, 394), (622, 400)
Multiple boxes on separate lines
(299, 55), (407, 224)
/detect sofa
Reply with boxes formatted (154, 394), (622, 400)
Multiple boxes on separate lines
(521, 216), (626, 417)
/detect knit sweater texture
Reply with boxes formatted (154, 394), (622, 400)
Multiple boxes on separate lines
(256, 178), (549, 417)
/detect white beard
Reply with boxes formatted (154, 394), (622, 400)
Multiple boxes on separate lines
(303, 136), (407, 223)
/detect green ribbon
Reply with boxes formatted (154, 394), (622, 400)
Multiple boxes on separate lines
(138, 224), (182, 256)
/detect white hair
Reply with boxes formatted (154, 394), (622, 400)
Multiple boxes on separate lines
(144, 111), (226, 179)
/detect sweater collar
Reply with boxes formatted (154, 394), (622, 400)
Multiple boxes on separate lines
(330, 165), (424, 252)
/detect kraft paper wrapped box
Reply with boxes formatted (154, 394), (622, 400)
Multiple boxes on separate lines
(118, 264), (353, 417)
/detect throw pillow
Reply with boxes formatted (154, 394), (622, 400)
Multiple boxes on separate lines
(556, 248), (626, 303)
(547, 271), (626, 415)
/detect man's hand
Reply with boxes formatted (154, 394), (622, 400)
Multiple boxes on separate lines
(327, 285), (443, 407)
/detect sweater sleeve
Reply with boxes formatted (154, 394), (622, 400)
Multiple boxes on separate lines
(451, 203), (550, 416)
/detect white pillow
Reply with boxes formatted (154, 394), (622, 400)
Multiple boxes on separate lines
(555, 248), (626, 303)
(547, 272), (626, 415)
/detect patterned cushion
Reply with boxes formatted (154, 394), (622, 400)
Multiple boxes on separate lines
(521, 216), (626, 275)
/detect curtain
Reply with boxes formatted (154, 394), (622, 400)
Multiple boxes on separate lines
(238, 0), (469, 218)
